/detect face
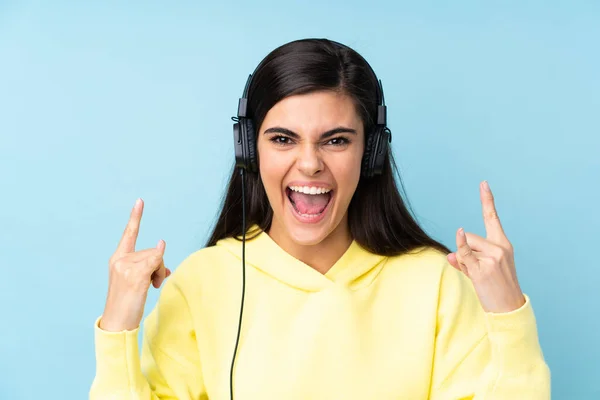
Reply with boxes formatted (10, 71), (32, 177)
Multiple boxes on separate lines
(257, 90), (364, 247)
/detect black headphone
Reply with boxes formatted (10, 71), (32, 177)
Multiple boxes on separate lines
(232, 40), (392, 178)
(228, 40), (392, 400)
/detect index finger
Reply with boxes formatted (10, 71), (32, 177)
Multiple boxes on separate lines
(480, 181), (507, 244)
(115, 198), (144, 255)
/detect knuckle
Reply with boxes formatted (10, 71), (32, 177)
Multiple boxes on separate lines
(459, 245), (472, 258)
(506, 241), (514, 253)
(112, 258), (129, 273)
(146, 254), (162, 268)
(484, 209), (500, 221)
(125, 225), (138, 238)
(492, 246), (504, 261)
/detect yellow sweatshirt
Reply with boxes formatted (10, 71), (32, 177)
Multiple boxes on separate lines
(90, 228), (550, 399)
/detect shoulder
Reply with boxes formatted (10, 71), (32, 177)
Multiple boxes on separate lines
(382, 246), (477, 305)
(397, 248), (484, 329)
(383, 245), (452, 280)
(166, 238), (241, 291)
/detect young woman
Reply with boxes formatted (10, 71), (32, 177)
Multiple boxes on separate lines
(90, 39), (550, 399)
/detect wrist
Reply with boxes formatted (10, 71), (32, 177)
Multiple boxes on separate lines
(474, 283), (526, 313)
(100, 300), (145, 332)
(98, 314), (141, 332)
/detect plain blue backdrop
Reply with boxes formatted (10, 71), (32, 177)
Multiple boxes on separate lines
(0, 1), (598, 399)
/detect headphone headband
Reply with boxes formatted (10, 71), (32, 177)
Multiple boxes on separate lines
(233, 39), (392, 177)
(238, 40), (386, 125)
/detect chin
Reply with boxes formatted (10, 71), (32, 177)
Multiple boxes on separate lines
(284, 222), (335, 246)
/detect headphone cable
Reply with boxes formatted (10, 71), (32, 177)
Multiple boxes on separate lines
(230, 168), (247, 400)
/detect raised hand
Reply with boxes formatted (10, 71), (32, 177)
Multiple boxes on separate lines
(447, 181), (526, 313)
(99, 198), (171, 332)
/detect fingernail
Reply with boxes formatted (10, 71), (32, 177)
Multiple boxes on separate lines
(459, 228), (465, 237)
(135, 198), (142, 207)
(483, 181), (491, 192)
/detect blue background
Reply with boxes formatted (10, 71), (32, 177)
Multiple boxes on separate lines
(0, 1), (598, 398)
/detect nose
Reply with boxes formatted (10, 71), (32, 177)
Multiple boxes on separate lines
(296, 143), (324, 176)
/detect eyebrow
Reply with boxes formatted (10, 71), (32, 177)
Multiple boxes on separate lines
(263, 126), (357, 140)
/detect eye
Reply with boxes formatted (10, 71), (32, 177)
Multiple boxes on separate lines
(269, 135), (293, 146)
(327, 137), (351, 146)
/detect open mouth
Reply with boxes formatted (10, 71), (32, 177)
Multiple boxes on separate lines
(285, 186), (333, 222)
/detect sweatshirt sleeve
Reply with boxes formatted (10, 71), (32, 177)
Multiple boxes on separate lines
(429, 264), (551, 400)
(89, 273), (206, 399)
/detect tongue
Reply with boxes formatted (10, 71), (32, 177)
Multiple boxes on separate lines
(289, 192), (330, 215)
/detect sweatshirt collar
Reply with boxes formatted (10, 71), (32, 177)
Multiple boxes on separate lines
(217, 226), (386, 292)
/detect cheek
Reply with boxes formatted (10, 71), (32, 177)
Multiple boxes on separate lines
(334, 145), (364, 196)
(341, 142), (364, 177)
(329, 153), (362, 191)
(338, 164), (361, 191)
(258, 145), (287, 197)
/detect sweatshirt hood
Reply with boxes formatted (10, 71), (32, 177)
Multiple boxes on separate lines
(217, 226), (386, 292)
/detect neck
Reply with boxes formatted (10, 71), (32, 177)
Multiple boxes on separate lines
(267, 217), (353, 275)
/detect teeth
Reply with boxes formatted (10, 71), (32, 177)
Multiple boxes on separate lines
(299, 212), (321, 217)
(289, 186), (331, 195)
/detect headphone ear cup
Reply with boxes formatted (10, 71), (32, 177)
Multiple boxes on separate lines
(362, 126), (389, 178)
(244, 118), (258, 172)
(361, 129), (377, 178)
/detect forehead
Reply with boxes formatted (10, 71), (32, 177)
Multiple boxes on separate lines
(260, 91), (362, 134)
